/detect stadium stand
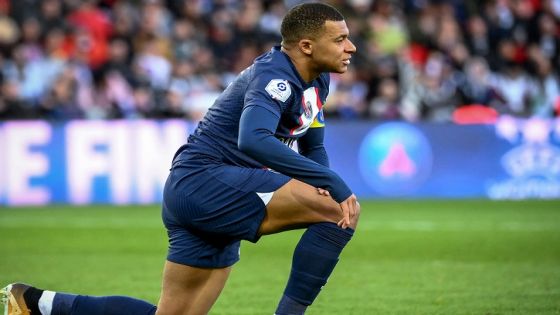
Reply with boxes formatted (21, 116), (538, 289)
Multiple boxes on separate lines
(0, 0), (559, 122)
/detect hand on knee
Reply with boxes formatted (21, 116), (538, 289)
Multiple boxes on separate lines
(349, 201), (360, 230)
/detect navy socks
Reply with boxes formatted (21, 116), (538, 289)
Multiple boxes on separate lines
(51, 293), (156, 315)
(21, 287), (156, 315)
(275, 222), (354, 315)
(51, 292), (76, 315)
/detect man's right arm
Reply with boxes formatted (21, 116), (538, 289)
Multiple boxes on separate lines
(238, 105), (352, 204)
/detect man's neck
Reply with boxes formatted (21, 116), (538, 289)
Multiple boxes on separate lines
(280, 46), (318, 83)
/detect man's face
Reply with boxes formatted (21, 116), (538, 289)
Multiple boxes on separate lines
(311, 20), (356, 74)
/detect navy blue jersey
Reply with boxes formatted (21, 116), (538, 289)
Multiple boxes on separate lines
(174, 46), (352, 202)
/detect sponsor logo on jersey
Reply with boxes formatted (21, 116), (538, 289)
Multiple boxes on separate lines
(310, 109), (325, 128)
(276, 136), (296, 148)
(265, 79), (291, 102)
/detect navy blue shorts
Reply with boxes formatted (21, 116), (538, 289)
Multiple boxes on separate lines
(161, 162), (290, 268)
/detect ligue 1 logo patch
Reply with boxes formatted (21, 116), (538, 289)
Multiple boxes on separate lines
(265, 79), (291, 102)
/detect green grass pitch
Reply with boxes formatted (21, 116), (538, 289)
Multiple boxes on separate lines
(2, 200), (560, 314)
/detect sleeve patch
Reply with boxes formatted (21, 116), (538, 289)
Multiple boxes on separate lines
(265, 79), (291, 102)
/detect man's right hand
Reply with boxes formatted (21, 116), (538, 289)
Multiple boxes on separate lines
(338, 194), (359, 229)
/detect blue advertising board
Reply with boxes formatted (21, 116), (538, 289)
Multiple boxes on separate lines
(328, 118), (560, 199)
(0, 117), (559, 205)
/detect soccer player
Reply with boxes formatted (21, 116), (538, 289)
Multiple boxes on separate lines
(2, 3), (360, 315)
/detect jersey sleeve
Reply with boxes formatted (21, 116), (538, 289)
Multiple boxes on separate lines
(298, 119), (329, 167)
(244, 72), (293, 118)
(238, 105), (351, 203)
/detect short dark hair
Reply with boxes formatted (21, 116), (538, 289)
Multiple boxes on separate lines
(280, 2), (344, 46)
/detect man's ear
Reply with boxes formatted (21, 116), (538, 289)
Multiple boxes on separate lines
(298, 39), (313, 56)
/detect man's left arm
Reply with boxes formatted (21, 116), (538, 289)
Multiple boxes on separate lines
(298, 126), (329, 168)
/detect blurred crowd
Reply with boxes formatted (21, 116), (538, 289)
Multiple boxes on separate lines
(0, 0), (559, 122)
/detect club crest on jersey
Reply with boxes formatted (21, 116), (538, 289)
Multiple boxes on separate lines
(304, 101), (313, 119)
(265, 79), (291, 102)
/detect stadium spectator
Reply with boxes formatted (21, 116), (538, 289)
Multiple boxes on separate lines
(110, 1), (138, 40)
(159, 82), (187, 119)
(91, 67), (133, 119)
(130, 80), (158, 118)
(0, 1), (18, 54)
(490, 41), (537, 117)
(534, 12), (560, 63)
(457, 56), (507, 111)
(465, 15), (492, 60)
(527, 44), (560, 116)
(37, 64), (86, 120)
(18, 16), (44, 64)
(0, 78), (35, 119)
(66, 0), (112, 69)
(259, 0), (286, 38)
(38, 0), (67, 34)
(368, 77), (403, 119)
(170, 18), (202, 62)
(134, 34), (172, 90)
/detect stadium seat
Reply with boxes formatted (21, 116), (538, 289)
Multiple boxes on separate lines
(452, 104), (499, 125)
